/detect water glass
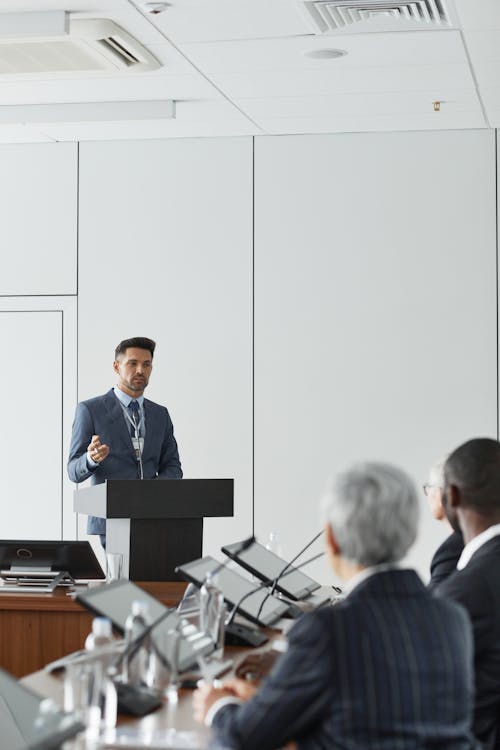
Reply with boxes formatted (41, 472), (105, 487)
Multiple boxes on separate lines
(106, 552), (123, 583)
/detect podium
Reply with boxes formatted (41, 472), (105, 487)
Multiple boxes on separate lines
(73, 479), (233, 581)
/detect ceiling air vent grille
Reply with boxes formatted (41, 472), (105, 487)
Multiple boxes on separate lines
(97, 36), (141, 67)
(304, 0), (452, 33)
(0, 16), (160, 75)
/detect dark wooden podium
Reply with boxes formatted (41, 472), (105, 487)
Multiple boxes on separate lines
(73, 479), (233, 581)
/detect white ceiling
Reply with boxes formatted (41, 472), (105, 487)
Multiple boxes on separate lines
(0, 0), (497, 142)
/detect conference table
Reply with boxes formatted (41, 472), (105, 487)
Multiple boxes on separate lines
(23, 667), (213, 749)
(21, 624), (279, 749)
(0, 581), (187, 678)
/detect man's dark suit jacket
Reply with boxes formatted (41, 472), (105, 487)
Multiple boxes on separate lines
(435, 536), (500, 750)
(428, 530), (464, 590)
(67, 389), (182, 535)
(212, 569), (479, 750)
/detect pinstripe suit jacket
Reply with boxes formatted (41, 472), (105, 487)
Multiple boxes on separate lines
(212, 569), (480, 750)
(67, 389), (182, 534)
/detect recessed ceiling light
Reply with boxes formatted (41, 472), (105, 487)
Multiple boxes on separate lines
(303, 49), (347, 60)
(138, 2), (171, 13)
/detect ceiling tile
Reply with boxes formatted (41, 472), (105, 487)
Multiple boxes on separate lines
(454, 0), (500, 30)
(259, 111), (487, 135)
(480, 87), (500, 109)
(0, 73), (218, 105)
(179, 31), (468, 74)
(208, 63), (475, 100)
(37, 118), (260, 141)
(235, 89), (482, 120)
(462, 30), (500, 62)
(485, 109), (500, 126)
(467, 61), (500, 89)
(144, 0), (312, 43)
(0, 123), (54, 142)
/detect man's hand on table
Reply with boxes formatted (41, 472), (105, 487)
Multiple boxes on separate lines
(193, 678), (258, 724)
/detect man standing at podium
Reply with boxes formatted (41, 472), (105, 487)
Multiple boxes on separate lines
(68, 336), (182, 547)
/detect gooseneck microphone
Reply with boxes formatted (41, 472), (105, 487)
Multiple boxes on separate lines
(254, 530), (325, 622)
(113, 605), (176, 673)
(270, 529), (324, 598)
(225, 550), (325, 628)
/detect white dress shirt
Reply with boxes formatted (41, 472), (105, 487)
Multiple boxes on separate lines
(456, 523), (500, 570)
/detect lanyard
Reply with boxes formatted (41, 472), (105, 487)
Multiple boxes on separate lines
(123, 405), (144, 437)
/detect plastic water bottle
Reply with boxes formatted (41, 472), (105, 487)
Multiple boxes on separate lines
(123, 600), (155, 687)
(85, 616), (114, 651)
(84, 617), (117, 733)
(200, 572), (226, 659)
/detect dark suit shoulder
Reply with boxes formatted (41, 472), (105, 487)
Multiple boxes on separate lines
(429, 531), (464, 590)
(437, 537), (500, 596)
(143, 397), (167, 410)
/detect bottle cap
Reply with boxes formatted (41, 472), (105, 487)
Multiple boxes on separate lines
(92, 617), (112, 637)
(131, 600), (148, 616)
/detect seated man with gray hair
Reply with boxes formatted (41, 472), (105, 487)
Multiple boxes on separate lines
(194, 462), (480, 750)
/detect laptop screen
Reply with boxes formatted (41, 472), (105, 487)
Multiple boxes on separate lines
(222, 540), (320, 600)
(77, 579), (213, 672)
(176, 556), (290, 626)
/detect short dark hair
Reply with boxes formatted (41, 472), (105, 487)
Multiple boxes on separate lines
(444, 437), (500, 513)
(115, 337), (156, 360)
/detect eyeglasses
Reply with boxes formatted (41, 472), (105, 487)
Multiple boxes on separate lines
(422, 483), (440, 496)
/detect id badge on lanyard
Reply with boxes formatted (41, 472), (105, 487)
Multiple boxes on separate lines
(132, 435), (144, 461)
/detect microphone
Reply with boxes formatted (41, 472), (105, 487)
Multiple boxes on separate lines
(270, 529), (324, 598)
(113, 605), (176, 673)
(228, 551), (326, 628)
(255, 530), (325, 622)
(175, 536), (262, 648)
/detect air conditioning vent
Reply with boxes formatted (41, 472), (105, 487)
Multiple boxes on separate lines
(97, 37), (141, 67)
(303, 0), (453, 34)
(0, 16), (160, 74)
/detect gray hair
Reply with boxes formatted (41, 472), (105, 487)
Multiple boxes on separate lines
(429, 455), (448, 488)
(322, 462), (419, 566)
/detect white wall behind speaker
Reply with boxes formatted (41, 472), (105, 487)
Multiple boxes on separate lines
(0, 296), (77, 539)
(254, 129), (497, 582)
(77, 137), (253, 554)
(0, 143), (77, 296)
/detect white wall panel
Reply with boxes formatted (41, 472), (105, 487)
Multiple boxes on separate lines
(77, 138), (253, 555)
(254, 129), (497, 582)
(0, 299), (76, 538)
(0, 143), (77, 296)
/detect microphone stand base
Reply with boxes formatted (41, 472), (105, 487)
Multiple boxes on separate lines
(224, 623), (268, 647)
(114, 681), (163, 716)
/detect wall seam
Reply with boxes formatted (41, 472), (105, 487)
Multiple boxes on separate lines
(75, 141), (80, 538)
(61, 310), (64, 539)
(252, 135), (255, 537)
(495, 129), (499, 441)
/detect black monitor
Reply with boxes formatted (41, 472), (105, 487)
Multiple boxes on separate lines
(0, 668), (84, 749)
(0, 541), (104, 581)
(76, 579), (213, 672)
(222, 540), (320, 601)
(175, 556), (289, 627)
